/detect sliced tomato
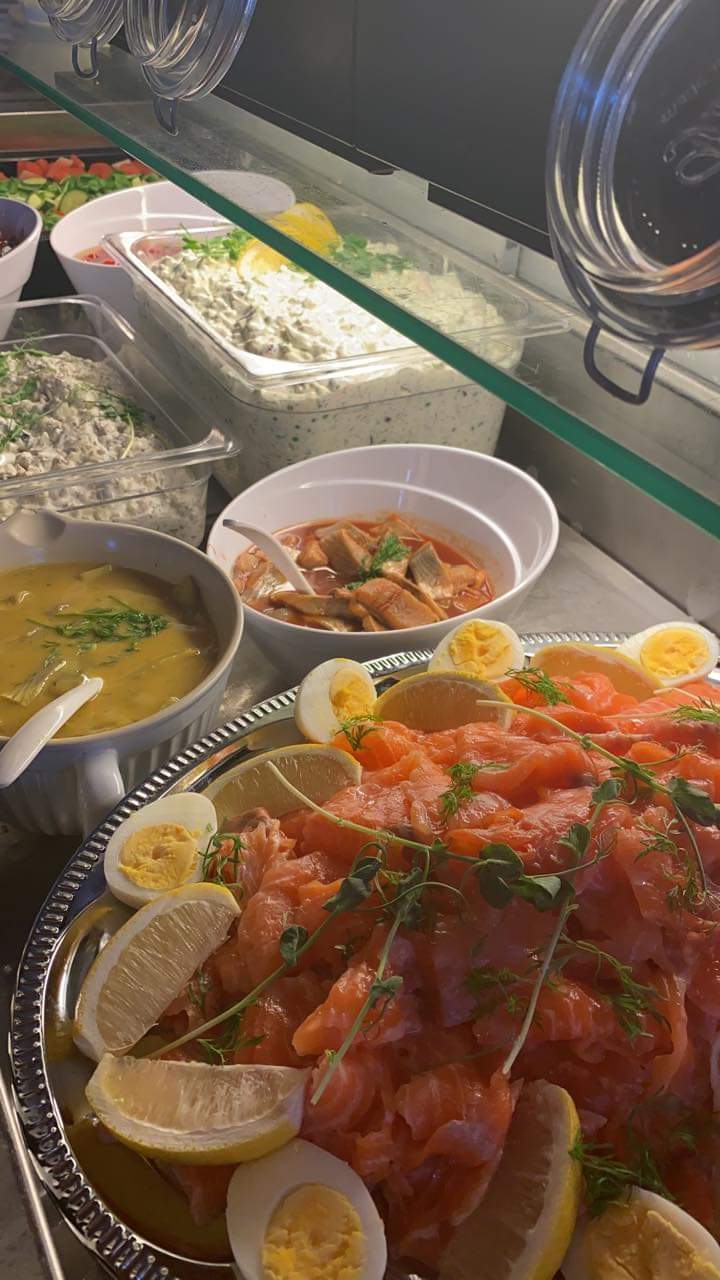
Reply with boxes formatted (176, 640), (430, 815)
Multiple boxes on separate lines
(112, 158), (151, 175)
(17, 159), (46, 178)
(87, 162), (113, 179)
(47, 154), (85, 180)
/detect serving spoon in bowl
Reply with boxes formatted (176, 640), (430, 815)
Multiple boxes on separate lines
(0, 676), (104, 789)
(222, 518), (316, 595)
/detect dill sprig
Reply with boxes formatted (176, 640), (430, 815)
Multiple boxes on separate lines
(347, 534), (410, 588)
(31, 598), (169, 651)
(440, 761), (481, 819)
(201, 832), (244, 887)
(570, 1133), (673, 1218)
(671, 698), (720, 727)
(507, 667), (572, 706)
(557, 937), (668, 1043)
(338, 713), (380, 751)
(197, 1012), (264, 1064)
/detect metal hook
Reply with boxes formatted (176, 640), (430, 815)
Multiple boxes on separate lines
(72, 38), (98, 79)
(583, 323), (665, 406)
(153, 95), (178, 135)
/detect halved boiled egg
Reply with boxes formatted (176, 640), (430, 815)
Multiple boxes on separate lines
(429, 619), (524, 681)
(562, 1188), (720, 1279)
(294, 658), (377, 743)
(104, 793), (218, 909)
(618, 622), (719, 687)
(227, 1138), (387, 1280)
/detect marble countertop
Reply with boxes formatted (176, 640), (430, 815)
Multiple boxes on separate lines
(0, 522), (690, 1280)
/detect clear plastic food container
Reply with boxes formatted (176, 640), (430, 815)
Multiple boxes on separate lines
(107, 223), (565, 491)
(0, 296), (239, 543)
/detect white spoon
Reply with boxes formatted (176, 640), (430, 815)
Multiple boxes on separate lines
(0, 676), (104, 789)
(222, 519), (316, 595)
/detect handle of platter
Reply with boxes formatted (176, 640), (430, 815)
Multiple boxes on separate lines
(583, 323), (664, 405)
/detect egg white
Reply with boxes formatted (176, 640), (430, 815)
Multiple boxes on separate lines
(226, 1138), (387, 1280)
(104, 793), (218, 908)
(294, 658), (377, 743)
(618, 622), (719, 687)
(429, 619), (524, 680)
(562, 1188), (720, 1279)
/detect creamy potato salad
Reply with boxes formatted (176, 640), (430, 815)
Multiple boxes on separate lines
(0, 347), (201, 540)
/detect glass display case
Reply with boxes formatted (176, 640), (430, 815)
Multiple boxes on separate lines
(0, 25), (718, 551)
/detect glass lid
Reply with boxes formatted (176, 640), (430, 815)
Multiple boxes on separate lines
(547, 0), (720, 359)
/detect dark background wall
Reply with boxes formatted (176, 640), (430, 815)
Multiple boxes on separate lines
(219, 0), (598, 254)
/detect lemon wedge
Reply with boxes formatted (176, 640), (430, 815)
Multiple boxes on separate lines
(73, 883), (240, 1062)
(374, 672), (512, 732)
(440, 1080), (581, 1280)
(530, 642), (657, 700)
(86, 1056), (309, 1164)
(238, 202), (341, 278)
(205, 744), (362, 827)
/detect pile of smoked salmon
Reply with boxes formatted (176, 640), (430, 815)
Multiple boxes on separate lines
(161, 671), (720, 1268)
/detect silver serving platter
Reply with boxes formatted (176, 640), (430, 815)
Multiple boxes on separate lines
(9, 635), (632, 1280)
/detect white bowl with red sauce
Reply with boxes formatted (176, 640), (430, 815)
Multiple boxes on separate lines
(208, 443), (559, 676)
(49, 181), (224, 323)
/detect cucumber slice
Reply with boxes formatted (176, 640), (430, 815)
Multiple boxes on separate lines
(58, 190), (88, 215)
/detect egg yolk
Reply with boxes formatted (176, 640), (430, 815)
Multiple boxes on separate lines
(448, 621), (514, 678)
(262, 1184), (365, 1280)
(640, 629), (709, 681)
(118, 823), (197, 890)
(583, 1201), (720, 1279)
(330, 671), (374, 723)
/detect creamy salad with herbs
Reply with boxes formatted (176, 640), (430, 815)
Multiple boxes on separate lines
(0, 346), (201, 541)
(152, 228), (507, 365)
(137, 222), (521, 488)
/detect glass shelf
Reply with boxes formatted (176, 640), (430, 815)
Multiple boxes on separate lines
(1, 27), (719, 538)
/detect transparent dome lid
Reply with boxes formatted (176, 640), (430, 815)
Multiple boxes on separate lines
(547, 0), (720, 396)
(38, 0), (123, 54)
(125, 0), (258, 132)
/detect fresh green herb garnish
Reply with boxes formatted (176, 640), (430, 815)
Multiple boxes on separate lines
(201, 832), (244, 887)
(329, 234), (412, 279)
(670, 698), (720, 727)
(440, 761), (481, 818)
(570, 1134), (673, 1218)
(197, 1012), (264, 1064)
(32, 599), (169, 650)
(557, 937), (668, 1043)
(347, 534), (410, 588)
(182, 227), (253, 263)
(506, 667), (572, 706)
(338, 713), (380, 751)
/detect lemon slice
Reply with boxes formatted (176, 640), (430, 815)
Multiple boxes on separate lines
(74, 883), (240, 1062)
(530, 642), (657, 700)
(238, 202), (341, 278)
(374, 672), (512, 732)
(86, 1056), (309, 1164)
(440, 1080), (581, 1280)
(205, 744), (362, 826)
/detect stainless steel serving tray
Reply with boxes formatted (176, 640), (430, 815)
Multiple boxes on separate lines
(8, 635), (633, 1280)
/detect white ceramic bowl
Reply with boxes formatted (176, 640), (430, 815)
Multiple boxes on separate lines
(50, 181), (224, 322)
(0, 199), (42, 340)
(208, 443), (558, 678)
(0, 508), (243, 836)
